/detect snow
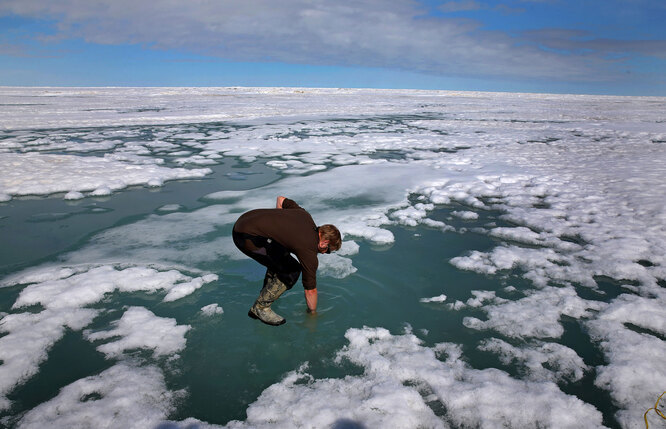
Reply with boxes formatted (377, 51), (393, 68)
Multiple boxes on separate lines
(0, 152), (211, 201)
(17, 363), (180, 429)
(84, 306), (190, 358)
(0, 87), (664, 428)
(0, 265), (214, 410)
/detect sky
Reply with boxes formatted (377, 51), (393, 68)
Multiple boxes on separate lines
(0, 0), (664, 95)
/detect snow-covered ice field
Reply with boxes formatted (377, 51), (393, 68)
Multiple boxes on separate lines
(0, 87), (665, 428)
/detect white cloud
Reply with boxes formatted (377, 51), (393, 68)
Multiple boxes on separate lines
(0, 0), (635, 82)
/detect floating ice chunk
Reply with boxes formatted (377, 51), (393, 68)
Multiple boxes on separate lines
(90, 186), (112, 196)
(317, 254), (357, 279)
(0, 193), (11, 202)
(64, 191), (84, 200)
(447, 290), (504, 309)
(0, 308), (98, 411)
(342, 222), (395, 245)
(163, 273), (218, 302)
(158, 204), (183, 212)
(450, 250), (501, 275)
(451, 246), (560, 275)
(390, 203), (434, 226)
(421, 218), (454, 232)
(479, 338), (589, 383)
(85, 307), (190, 358)
(450, 245), (586, 288)
(420, 294), (447, 303)
(11, 265), (213, 310)
(16, 363), (180, 429)
(175, 155), (218, 166)
(489, 226), (580, 252)
(145, 140), (177, 149)
(266, 159), (299, 170)
(451, 210), (479, 220)
(201, 303), (224, 316)
(201, 189), (247, 202)
(448, 300), (466, 310)
(463, 286), (603, 339)
(336, 240), (360, 256)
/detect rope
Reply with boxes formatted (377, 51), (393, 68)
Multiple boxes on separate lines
(644, 391), (666, 428)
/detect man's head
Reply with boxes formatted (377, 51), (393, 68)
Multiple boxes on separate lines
(317, 224), (342, 254)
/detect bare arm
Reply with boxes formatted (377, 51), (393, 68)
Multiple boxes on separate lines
(276, 196), (286, 209)
(304, 288), (318, 313)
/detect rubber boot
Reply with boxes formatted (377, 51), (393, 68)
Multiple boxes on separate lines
(248, 271), (288, 326)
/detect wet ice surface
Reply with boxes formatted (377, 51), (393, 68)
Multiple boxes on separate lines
(0, 87), (665, 428)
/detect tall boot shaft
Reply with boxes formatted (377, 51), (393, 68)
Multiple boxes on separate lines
(249, 270), (288, 326)
(257, 271), (288, 305)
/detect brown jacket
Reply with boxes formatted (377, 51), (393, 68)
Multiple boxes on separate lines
(233, 198), (319, 289)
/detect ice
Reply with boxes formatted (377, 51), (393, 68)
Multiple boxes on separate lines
(0, 264), (215, 410)
(1, 87), (665, 428)
(450, 245), (597, 288)
(58, 162), (442, 272)
(158, 204), (184, 212)
(16, 363), (180, 429)
(0, 152), (211, 200)
(0, 87), (442, 130)
(85, 306), (190, 359)
(462, 286), (603, 339)
(200, 303), (224, 316)
(586, 292), (666, 426)
(478, 338), (589, 383)
(420, 294), (447, 303)
(336, 240), (360, 256)
(163, 273), (219, 302)
(64, 191), (84, 200)
(317, 253), (358, 279)
(451, 210), (478, 220)
(9, 265), (216, 310)
(390, 203), (435, 227)
(207, 327), (603, 429)
(451, 290), (505, 309)
(0, 308), (97, 411)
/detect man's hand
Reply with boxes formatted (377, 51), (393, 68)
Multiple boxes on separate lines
(276, 196), (286, 209)
(304, 288), (318, 313)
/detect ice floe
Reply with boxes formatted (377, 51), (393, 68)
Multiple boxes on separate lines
(0, 153), (211, 201)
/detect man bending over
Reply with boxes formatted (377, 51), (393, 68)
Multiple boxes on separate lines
(232, 196), (342, 326)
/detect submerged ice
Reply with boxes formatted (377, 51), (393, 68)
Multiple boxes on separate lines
(0, 87), (665, 428)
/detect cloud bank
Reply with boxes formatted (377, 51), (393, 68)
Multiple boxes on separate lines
(2, 0), (663, 84)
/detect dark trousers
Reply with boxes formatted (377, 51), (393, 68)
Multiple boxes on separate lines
(232, 230), (301, 289)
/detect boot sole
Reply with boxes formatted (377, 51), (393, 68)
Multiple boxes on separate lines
(248, 310), (286, 326)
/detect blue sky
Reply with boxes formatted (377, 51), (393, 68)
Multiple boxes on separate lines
(0, 0), (664, 95)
